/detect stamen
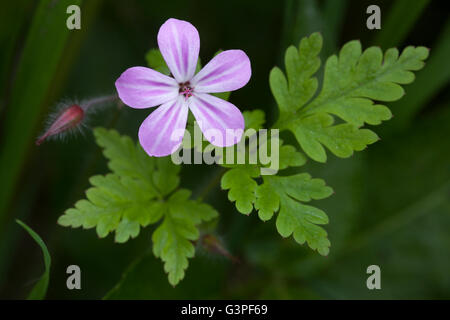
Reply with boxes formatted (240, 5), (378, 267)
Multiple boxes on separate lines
(179, 82), (194, 99)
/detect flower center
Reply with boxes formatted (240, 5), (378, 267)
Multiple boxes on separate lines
(179, 82), (194, 99)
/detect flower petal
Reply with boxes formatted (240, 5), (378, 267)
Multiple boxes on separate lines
(115, 66), (178, 109)
(157, 18), (200, 83)
(138, 97), (188, 157)
(189, 93), (244, 147)
(191, 50), (251, 93)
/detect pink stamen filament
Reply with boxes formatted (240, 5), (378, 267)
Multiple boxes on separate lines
(179, 83), (194, 99)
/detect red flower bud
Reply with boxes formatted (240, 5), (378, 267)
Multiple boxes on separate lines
(36, 104), (84, 145)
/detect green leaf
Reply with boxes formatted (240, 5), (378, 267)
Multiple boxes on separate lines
(279, 143), (307, 170)
(289, 113), (379, 162)
(16, 220), (51, 300)
(61, 128), (218, 285)
(256, 174), (333, 255)
(254, 184), (279, 221)
(220, 32), (426, 256)
(212, 91), (231, 101)
(94, 127), (156, 182)
(58, 174), (158, 242)
(186, 110), (268, 166)
(220, 136), (308, 216)
(270, 32), (428, 162)
(271, 32), (322, 119)
(153, 157), (181, 196)
(255, 135), (307, 170)
(221, 166), (260, 214)
(145, 49), (171, 75)
(94, 127), (180, 197)
(152, 189), (218, 286)
(243, 110), (266, 130)
(220, 121), (308, 215)
(59, 129), (177, 241)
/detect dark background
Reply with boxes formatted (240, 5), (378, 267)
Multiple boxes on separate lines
(0, 0), (449, 299)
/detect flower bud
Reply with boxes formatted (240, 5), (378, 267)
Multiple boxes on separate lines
(36, 104), (84, 145)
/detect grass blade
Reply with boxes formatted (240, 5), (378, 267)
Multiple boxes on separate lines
(16, 219), (51, 300)
(322, 0), (349, 54)
(0, 0), (30, 111)
(0, 0), (83, 229)
(279, 0), (324, 61)
(373, 0), (431, 48)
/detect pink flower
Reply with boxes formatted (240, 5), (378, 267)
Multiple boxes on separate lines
(115, 18), (251, 157)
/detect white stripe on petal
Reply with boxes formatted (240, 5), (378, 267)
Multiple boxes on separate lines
(158, 18), (200, 83)
(115, 67), (178, 109)
(189, 93), (244, 147)
(139, 97), (189, 157)
(191, 50), (251, 93)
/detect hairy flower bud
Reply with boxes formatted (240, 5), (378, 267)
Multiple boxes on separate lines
(36, 104), (84, 145)
(36, 94), (119, 146)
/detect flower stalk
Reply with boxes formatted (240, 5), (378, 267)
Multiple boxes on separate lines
(201, 234), (239, 263)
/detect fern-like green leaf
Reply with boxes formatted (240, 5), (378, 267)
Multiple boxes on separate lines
(220, 109), (307, 215)
(220, 33), (426, 256)
(145, 49), (171, 75)
(255, 174), (333, 255)
(58, 174), (159, 242)
(94, 128), (156, 184)
(59, 128), (217, 285)
(152, 189), (218, 286)
(270, 32), (429, 162)
(243, 109), (266, 131)
(219, 110), (332, 254)
(221, 165), (260, 215)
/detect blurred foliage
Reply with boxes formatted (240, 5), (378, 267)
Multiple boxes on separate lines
(0, 0), (82, 227)
(0, 0), (448, 299)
